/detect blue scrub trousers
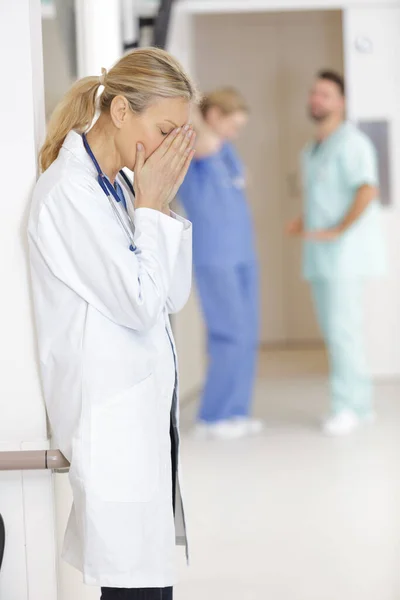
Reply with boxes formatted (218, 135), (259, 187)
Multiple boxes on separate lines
(311, 280), (372, 416)
(195, 262), (259, 423)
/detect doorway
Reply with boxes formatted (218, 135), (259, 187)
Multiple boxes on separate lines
(192, 10), (344, 346)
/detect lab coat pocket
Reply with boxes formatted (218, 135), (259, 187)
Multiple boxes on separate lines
(90, 373), (159, 503)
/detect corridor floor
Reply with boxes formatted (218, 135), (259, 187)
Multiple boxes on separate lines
(175, 348), (400, 600)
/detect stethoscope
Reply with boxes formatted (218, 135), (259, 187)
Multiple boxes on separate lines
(82, 133), (137, 252)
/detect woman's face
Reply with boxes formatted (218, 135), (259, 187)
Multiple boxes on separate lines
(115, 96), (191, 171)
(206, 107), (248, 141)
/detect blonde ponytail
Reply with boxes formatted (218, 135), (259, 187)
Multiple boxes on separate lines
(40, 77), (101, 172)
(40, 47), (199, 173)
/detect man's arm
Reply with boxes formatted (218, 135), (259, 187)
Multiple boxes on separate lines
(286, 215), (304, 236)
(305, 184), (378, 241)
(337, 184), (378, 232)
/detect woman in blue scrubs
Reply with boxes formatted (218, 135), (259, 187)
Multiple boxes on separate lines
(178, 88), (262, 439)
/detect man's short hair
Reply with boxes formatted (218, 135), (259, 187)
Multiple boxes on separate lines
(317, 69), (345, 96)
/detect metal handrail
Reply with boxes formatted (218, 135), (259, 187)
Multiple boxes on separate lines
(0, 450), (70, 472)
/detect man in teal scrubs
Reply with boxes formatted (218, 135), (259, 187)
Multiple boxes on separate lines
(287, 70), (386, 436)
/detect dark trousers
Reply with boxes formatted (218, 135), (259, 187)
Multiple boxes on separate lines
(101, 587), (173, 599)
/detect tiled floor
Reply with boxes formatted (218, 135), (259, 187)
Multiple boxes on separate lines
(176, 348), (400, 600)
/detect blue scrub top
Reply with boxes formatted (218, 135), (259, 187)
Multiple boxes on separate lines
(178, 142), (256, 267)
(302, 122), (387, 280)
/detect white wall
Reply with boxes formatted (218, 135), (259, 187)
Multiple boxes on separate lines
(0, 1), (58, 598)
(344, 6), (400, 377)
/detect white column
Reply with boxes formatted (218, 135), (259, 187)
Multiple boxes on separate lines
(122, 0), (139, 48)
(167, 3), (194, 73)
(75, 0), (123, 78)
(0, 1), (58, 599)
(167, 5), (207, 399)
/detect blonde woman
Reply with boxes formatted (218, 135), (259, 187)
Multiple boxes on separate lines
(179, 88), (261, 440)
(28, 48), (198, 599)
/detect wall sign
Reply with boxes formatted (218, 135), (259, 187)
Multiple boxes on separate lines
(358, 120), (391, 207)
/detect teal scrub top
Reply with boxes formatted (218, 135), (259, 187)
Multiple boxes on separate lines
(302, 122), (387, 280)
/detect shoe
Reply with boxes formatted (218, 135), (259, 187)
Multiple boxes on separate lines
(322, 410), (360, 436)
(232, 417), (264, 435)
(192, 420), (248, 441)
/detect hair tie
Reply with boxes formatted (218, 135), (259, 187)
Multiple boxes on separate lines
(99, 67), (107, 86)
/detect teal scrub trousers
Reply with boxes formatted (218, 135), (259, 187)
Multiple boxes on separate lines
(311, 279), (372, 416)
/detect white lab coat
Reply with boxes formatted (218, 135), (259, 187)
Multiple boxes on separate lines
(28, 131), (192, 588)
